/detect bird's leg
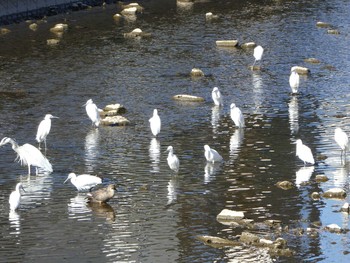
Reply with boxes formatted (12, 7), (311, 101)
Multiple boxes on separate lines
(252, 60), (256, 67)
(28, 164), (31, 175)
(44, 139), (47, 151)
(35, 167), (38, 175)
(38, 142), (42, 150)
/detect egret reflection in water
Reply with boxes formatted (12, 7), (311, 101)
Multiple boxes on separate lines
(204, 162), (221, 184)
(288, 96), (299, 135)
(85, 129), (100, 173)
(167, 177), (179, 205)
(252, 72), (264, 115)
(211, 106), (221, 134)
(68, 193), (91, 220)
(332, 164), (349, 188)
(9, 210), (21, 235)
(295, 166), (314, 187)
(230, 128), (244, 158)
(149, 138), (160, 173)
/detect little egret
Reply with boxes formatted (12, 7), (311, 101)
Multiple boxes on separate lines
(64, 173), (102, 191)
(149, 109), (161, 137)
(87, 184), (116, 203)
(36, 114), (59, 150)
(166, 146), (180, 173)
(334, 127), (349, 157)
(296, 139), (315, 165)
(0, 137), (53, 175)
(230, 103), (245, 128)
(9, 183), (25, 211)
(204, 145), (223, 163)
(212, 87), (223, 107)
(252, 45), (264, 67)
(289, 68), (300, 94)
(84, 99), (101, 128)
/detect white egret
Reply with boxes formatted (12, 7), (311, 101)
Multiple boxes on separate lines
(334, 127), (349, 157)
(9, 183), (25, 211)
(87, 184), (116, 203)
(296, 139), (315, 165)
(36, 114), (59, 150)
(0, 137), (53, 175)
(204, 144), (223, 163)
(211, 87), (223, 107)
(230, 103), (245, 128)
(64, 173), (102, 191)
(84, 99), (101, 128)
(289, 68), (300, 94)
(166, 146), (180, 173)
(252, 45), (264, 67)
(149, 109), (161, 137)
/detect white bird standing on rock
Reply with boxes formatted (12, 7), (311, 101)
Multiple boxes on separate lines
(252, 45), (264, 67)
(296, 139), (315, 165)
(9, 183), (25, 211)
(230, 103), (245, 128)
(64, 173), (102, 191)
(0, 137), (53, 175)
(84, 99), (101, 128)
(289, 68), (300, 94)
(36, 114), (59, 150)
(149, 109), (161, 137)
(166, 146), (180, 173)
(212, 87), (223, 106)
(204, 145), (223, 163)
(334, 127), (349, 157)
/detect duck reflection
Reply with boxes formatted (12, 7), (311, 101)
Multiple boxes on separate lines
(167, 177), (179, 205)
(230, 128), (244, 158)
(85, 129), (100, 173)
(211, 106), (220, 134)
(295, 166), (314, 187)
(204, 162), (221, 184)
(87, 202), (116, 223)
(288, 96), (299, 135)
(149, 138), (160, 173)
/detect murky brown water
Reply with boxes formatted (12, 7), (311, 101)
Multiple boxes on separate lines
(0, 0), (350, 262)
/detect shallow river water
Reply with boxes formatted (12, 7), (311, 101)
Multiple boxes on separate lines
(0, 0), (350, 262)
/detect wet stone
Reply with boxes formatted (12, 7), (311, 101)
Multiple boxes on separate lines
(240, 42), (257, 49)
(172, 94), (204, 102)
(316, 21), (332, 28)
(215, 40), (239, 47)
(276, 181), (294, 190)
(291, 66), (310, 75)
(217, 209), (245, 221)
(101, 116), (130, 126)
(304, 58), (321, 64)
(328, 29), (340, 34)
(315, 175), (329, 182)
(311, 192), (321, 200)
(341, 202), (350, 213)
(190, 68), (205, 77)
(324, 224), (342, 233)
(323, 188), (346, 199)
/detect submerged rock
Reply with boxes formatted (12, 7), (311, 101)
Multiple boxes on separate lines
(341, 203), (350, 213)
(324, 224), (342, 233)
(47, 39), (60, 45)
(241, 42), (257, 49)
(29, 23), (38, 31)
(190, 68), (205, 77)
(311, 192), (321, 200)
(291, 66), (310, 75)
(316, 21), (332, 28)
(315, 174), (329, 182)
(121, 7), (138, 16)
(172, 94), (204, 102)
(196, 235), (240, 248)
(216, 40), (239, 47)
(249, 65), (261, 71)
(217, 209), (245, 221)
(323, 188), (346, 199)
(328, 29), (340, 35)
(304, 58), (321, 64)
(205, 12), (219, 21)
(276, 181), (294, 190)
(50, 23), (68, 34)
(0, 28), (11, 35)
(123, 28), (152, 38)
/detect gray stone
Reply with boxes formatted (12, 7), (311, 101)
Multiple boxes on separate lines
(101, 116), (129, 126)
(216, 40), (239, 47)
(173, 94), (205, 102)
(323, 188), (346, 199)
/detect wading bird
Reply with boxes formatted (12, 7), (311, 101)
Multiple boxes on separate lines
(289, 68), (300, 94)
(212, 87), (223, 107)
(166, 146), (180, 173)
(296, 139), (315, 165)
(230, 103), (245, 128)
(87, 184), (116, 203)
(204, 145), (223, 163)
(0, 137), (53, 175)
(334, 127), (349, 157)
(9, 183), (25, 211)
(149, 109), (161, 137)
(36, 114), (59, 150)
(84, 99), (101, 128)
(64, 173), (102, 191)
(252, 45), (264, 67)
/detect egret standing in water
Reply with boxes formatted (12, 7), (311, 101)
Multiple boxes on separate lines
(252, 45), (264, 67)
(9, 183), (25, 211)
(64, 173), (102, 191)
(36, 114), (59, 150)
(149, 109), (161, 137)
(230, 103), (245, 128)
(84, 99), (101, 128)
(0, 137), (53, 175)
(296, 139), (315, 165)
(289, 68), (300, 94)
(166, 146), (180, 173)
(204, 145), (223, 163)
(334, 127), (349, 157)
(212, 87), (223, 107)
(87, 184), (116, 204)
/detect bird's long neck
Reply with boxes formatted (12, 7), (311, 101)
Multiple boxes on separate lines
(8, 139), (19, 151)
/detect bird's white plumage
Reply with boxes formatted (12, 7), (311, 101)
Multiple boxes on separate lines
(296, 139), (315, 165)
(149, 109), (161, 136)
(204, 145), (223, 163)
(0, 137), (53, 174)
(253, 45), (264, 66)
(9, 183), (24, 211)
(84, 99), (101, 128)
(334, 127), (349, 152)
(36, 114), (58, 150)
(289, 69), (300, 94)
(211, 87), (223, 106)
(230, 103), (245, 128)
(166, 146), (180, 173)
(64, 173), (102, 191)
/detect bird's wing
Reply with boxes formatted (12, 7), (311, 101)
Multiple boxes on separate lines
(36, 119), (50, 142)
(21, 144), (53, 172)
